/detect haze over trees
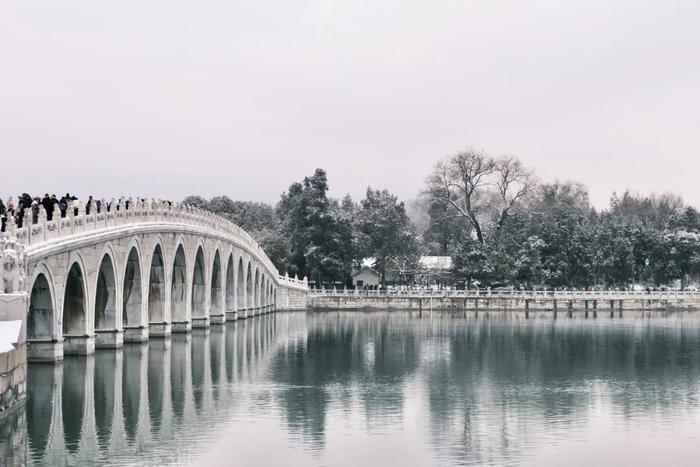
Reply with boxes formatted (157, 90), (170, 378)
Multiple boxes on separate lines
(186, 148), (700, 289)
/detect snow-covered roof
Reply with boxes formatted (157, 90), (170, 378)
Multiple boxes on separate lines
(420, 256), (452, 270)
(359, 256), (452, 271)
(352, 267), (380, 278)
(361, 257), (377, 269)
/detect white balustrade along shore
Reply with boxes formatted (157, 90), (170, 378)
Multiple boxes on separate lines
(310, 288), (700, 301)
(277, 273), (309, 291)
(1, 198), (280, 279)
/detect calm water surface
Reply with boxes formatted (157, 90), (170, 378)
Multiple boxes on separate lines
(18, 311), (700, 466)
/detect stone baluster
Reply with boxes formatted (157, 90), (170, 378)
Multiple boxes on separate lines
(65, 199), (75, 236)
(36, 205), (47, 243)
(20, 207), (31, 245)
(5, 214), (17, 238)
(98, 198), (107, 227)
(77, 201), (86, 234)
(50, 204), (61, 240)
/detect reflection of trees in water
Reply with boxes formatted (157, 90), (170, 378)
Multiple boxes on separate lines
(419, 318), (700, 465)
(268, 313), (700, 463)
(269, 312), (422, 450)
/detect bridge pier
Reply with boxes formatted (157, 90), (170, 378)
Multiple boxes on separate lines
(191, 317), (210, 328)
(95, 329), (124, 349)
(225, 311), (238, 321)
(149, 323), (172, 337)
(63, 334), (95, 356)
(172, 321), (191, 333)
(28, 339), (64, 363)
(123, 326), (149, 343)
(210, 314), (226, 325)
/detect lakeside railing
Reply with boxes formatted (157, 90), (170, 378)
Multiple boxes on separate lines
(1, 198), (280, 280)
(309, 288), (700, 300)
(277, 273), (308, 291)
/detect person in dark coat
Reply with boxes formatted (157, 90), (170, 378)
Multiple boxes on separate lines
(0, 198), (5, 232)
(41, 193), (53, 220)
(59, 197), (68, 218)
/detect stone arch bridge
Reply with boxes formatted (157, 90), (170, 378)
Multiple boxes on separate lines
(0, 199), (308, 362)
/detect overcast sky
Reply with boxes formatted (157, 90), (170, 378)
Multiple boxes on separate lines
(1, 0), (699, 208)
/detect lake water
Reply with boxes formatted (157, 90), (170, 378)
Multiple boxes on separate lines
(12, 310), (700, 466)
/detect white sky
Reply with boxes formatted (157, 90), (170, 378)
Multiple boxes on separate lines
(1, 0), (699, 208)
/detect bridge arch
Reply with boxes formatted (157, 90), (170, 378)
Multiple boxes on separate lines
(147, 243), (167, 327)
(122, 246), (143, 329)
(191, 245), (207, 324)
(245, 261), (253, 312)
(62, 259), (88, 343)
(171, 243), (188, 326)
(94, 252), (118, 332)
(210, 250), (223, 319)
(28, 269), (55, 340)
(254, 268), (260, 312)
(267, 281), (273, 309)
(224, 253), (235, 317)
(236, 257), (245, 317)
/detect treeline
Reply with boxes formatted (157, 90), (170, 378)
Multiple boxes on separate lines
(184, 169), (418, 286)
(186, 149), (700, 289)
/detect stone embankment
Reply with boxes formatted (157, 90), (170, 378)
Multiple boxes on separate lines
(309, 290), (700, 315)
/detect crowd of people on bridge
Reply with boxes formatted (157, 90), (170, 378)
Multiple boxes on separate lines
(0, 193), (172, 232)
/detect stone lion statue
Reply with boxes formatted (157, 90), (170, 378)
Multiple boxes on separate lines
(0, 237), (25, 294)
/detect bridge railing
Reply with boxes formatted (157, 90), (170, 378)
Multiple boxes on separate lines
(309, 288), (700, 300)
(1, 198), (281, 281)
(277, 273), (309, 291)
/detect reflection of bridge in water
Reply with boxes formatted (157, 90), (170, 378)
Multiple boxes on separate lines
(25, 314), (301, 466)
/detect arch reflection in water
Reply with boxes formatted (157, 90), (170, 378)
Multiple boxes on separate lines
(122, 343), (145, 444)
(62, 357), (87, 454)
(170, 333), (190, 423)
(210, 326), (225, 403)
(27, 364), (59, 462)
(24, 315), (279, 466)
(22, 312), (700, 466)
(94, 351), (117, 451)
(148, 339), (170, 435)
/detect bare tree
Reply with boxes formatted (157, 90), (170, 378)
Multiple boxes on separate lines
(425, 149), (495, 244)
(493, 155), (537, 229)
(425, 149), (536, 245)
